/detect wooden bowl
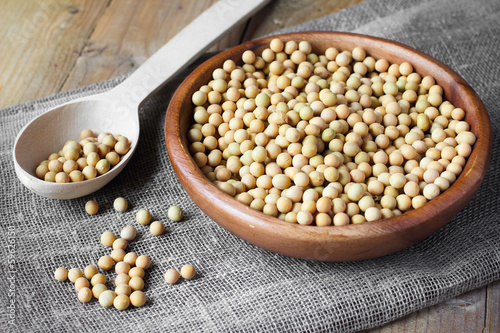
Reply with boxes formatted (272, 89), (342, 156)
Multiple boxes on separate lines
(165, 32), (491, 261)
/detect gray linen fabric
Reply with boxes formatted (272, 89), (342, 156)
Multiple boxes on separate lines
(1, 0), (499, 332)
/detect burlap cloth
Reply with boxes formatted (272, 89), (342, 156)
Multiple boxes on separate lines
(1, 0), (499, 332)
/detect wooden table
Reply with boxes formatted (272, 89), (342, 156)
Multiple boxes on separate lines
(0, 1), (498, 331)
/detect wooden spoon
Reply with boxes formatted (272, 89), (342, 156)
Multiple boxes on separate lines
(13, 0), (270, 200)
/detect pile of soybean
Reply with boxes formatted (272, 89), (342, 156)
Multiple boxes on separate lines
(54, 198), (196, 310)
(187, 38), (476, 226)
(35, 129), (130, 182)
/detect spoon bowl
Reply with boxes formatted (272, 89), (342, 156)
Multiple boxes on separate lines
(13, 95), (139, 199)
(12, 0), (270, 199)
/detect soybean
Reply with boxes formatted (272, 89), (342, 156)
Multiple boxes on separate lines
(186, 38), (475, 226)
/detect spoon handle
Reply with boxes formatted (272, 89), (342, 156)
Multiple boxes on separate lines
(107, 0), (270, 107)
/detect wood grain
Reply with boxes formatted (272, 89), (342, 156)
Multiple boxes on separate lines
(365, 287), (487, 332)
(0, 0), (367, 108)
(0, 0), (109, 107)
(60, 0), (237, 92)
(247, 0), (365, 38)
(486, 280), (500, 332)
(367, 281), (499, 332)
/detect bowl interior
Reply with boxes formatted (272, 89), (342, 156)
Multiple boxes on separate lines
(165, 32), (491, 261)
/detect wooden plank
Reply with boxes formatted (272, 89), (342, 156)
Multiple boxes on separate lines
(365, 285), (489, 333)
(0, 0), (109, 108)
(246, 0), (366, 38)
(1, 0), (367, 107)
(60, 0), (250, 92)
(486, 280), (500, 333)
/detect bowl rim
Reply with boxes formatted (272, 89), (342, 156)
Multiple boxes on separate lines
(165, 31), (492, 261)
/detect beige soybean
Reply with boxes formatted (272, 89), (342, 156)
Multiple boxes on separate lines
(180, 265), (196, 280)
(136, 209), (152, 225)
(150, 221), (165, 236)
(111, 249), (126, 263)
(113, 197), (128, 212)
(114, 140), (130, 155)
(82, 165), (97, 180)
(168, 206), (183, 221)
(112, 238), (128, 251)
(54, 267), (68, 281)
(115, 273), (131, 286)
(124, 252), (138, 267)
(129, 276), (145, 291)
(69, 170), (84, 182)
(130, 290), (147, 307)
(135, 255), (151, 270)
(113, 294), (131, 310)
(85, 200), (99, 215)
(100, 231), (116, 247)
(68, 268), (83, 283)
(164, 269), (180, 284)
(91, 273), (107, 286)
(99, 290), (116, 308)
(83, 265), (98, 280)
(95, 159), (110, 175)
(74, 277), (89, 291)
(78, 287), (93, 303)
(115, 283), (132, 296)
(97, 256), (114, 271)
(92, 284), (108, 299)
(80, 129), (95, 140)
(106, 151), (120, 166)
(128, 267), (145, 279)
(120, 225), (137, 241)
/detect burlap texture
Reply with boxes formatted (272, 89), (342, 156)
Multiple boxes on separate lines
(1, 0), (499, 332)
